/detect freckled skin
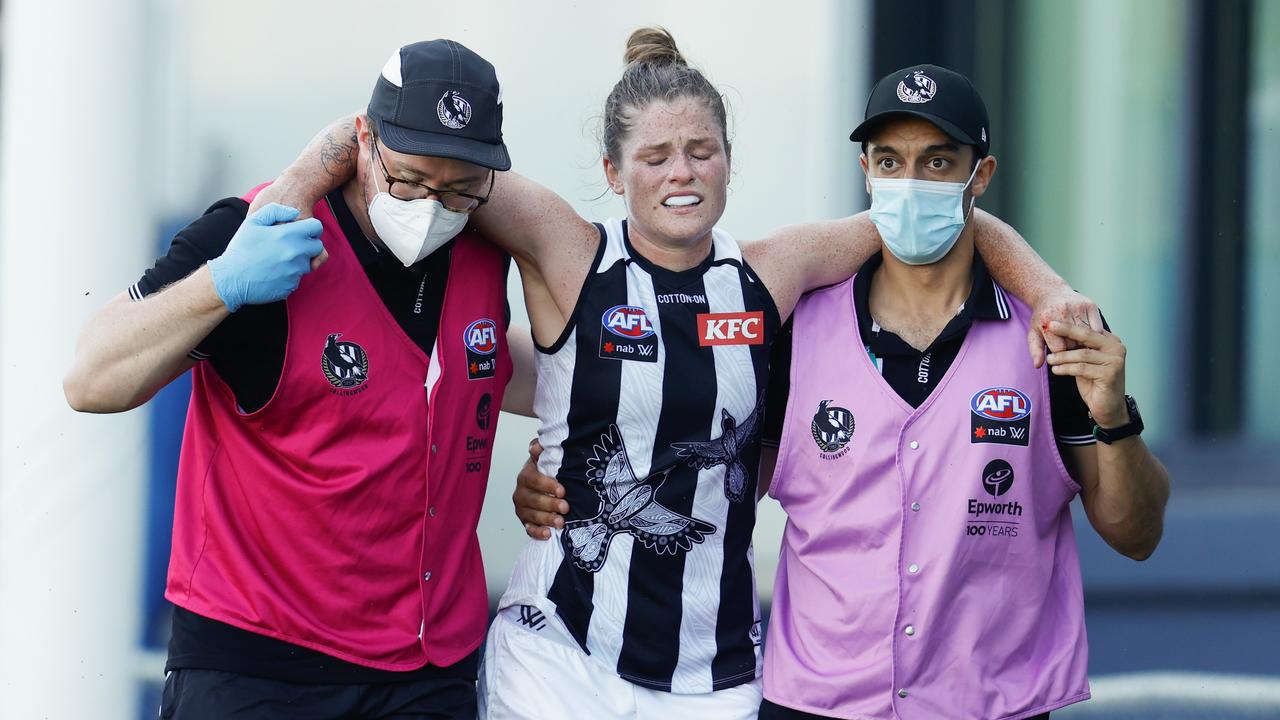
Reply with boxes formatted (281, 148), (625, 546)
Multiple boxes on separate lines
(603, 97), (731, 269)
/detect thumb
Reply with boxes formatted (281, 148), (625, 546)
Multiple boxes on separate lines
(310, 248), (330, 272)
(1027, 325), (1046, 369)
(249, 203), (301, 226)
(292, 217), (324, 240)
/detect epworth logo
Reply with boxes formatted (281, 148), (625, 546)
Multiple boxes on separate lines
(970, 386), (1031, 447)
(697, 311), (765, 347)
(599, 305), (658, 363)
(464, 318), (498, 380)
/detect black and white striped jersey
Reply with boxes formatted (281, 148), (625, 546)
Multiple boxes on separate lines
(499, 218), (779, 693)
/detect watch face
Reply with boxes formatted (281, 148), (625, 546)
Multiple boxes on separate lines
(1125, 395), (1144, 430)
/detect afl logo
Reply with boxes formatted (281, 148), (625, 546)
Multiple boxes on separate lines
(982, 459), (1015, 497)
(321, 333), (369, 390)
(970, 387), (1032, 422)
(464, 318), (499, 355)
(896, 70), (937, 104)
(602, 305), (656, 339)
(437, 90), (473, 129)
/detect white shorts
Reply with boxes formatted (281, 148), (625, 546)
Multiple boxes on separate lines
(478, 611), (762, 720)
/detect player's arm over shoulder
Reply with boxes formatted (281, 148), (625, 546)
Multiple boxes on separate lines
(742, 214), (875, 321)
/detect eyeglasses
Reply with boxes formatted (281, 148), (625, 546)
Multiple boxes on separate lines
(370, 139), (494, 212)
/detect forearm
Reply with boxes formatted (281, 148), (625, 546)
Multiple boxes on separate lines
(757, 445), (778, 501)
(746, 213), (879, 320)
(501, 324), (537, 417)
(64, 270), (226, 412)
(972, 209), (1070, 303)
(270, 115), (359, 214)
(1087, 439), (1170, 560)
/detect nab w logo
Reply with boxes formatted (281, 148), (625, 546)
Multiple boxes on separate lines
(463, 318), (498, 355)
(602, 305), (656, 339)
(697, 311), (765, 347)
(516, 605), (546, 631)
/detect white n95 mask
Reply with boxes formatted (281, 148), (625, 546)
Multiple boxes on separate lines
(868, 160), (980, 265)
(367, 193), (468, 267)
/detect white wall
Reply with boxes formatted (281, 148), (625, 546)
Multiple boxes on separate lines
(0, 1), (870, 716)
(0, 1), (150, 718)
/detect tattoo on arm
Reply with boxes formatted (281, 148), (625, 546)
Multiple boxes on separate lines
(319, 124), (358, 180)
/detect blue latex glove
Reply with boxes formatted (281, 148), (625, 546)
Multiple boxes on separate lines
(207, 203), (325, 312)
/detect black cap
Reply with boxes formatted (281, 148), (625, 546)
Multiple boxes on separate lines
(849, 64), (990, 157)
(367, 40), (511, 171)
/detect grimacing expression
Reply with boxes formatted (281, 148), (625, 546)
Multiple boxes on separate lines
(603, 96), (731, 250)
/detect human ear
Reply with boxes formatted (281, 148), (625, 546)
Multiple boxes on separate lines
(970, 155), (997, 198)
(603, 156), (625, 196)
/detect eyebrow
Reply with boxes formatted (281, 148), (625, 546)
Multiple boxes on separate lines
(869, 142), (961, 156)
(923, 142), (961, 154)
(635, 137), (718, 153)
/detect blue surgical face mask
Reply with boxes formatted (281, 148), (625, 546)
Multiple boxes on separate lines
(867, 160), (981, 265)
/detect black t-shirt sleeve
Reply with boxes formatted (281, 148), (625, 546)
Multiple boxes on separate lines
(134, 198), (248, 298)
(1048, 313), (1113, 446)
(1048, 371), (1095, 445)
(132, 198), (276, 361)
(761, 319), (795, 448)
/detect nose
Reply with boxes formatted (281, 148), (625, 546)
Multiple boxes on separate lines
(668, 153), (694, 183)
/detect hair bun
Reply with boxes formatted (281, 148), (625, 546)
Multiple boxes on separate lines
(623, 26), (685, 67)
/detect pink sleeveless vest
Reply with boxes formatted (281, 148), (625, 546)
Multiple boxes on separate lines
(765, 274), (1089, 719)
(165, 186), (512, 670)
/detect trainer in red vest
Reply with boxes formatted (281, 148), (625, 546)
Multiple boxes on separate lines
(167, 187), (512, 670)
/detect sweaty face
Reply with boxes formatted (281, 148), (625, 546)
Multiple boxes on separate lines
(605, 97), (730, 250)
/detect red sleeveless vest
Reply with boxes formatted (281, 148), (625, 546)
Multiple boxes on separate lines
(165, 186), (512, 670)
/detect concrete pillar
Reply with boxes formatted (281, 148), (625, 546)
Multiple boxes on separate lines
(1, 0), (152, 717)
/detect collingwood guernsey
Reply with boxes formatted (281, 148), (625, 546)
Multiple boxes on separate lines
(499, 218), (778, 693)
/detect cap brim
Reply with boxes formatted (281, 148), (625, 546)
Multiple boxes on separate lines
(849, 110), (978, 149)
(375, 117), (511, 171)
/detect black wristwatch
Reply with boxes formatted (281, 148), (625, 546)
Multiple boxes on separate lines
(1092, 395), (1144, 444)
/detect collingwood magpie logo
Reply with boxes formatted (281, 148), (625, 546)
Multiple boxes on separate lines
(811, 400), (856, 457)
(321, 333), (369, 391)
(896, 70), (937, 104)
(563, 425), (717, 573)
(437, 90), (472, 129)
(672, 394), (764, 503)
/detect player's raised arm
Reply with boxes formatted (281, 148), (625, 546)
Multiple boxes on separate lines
(250, 114), (600, 345)
(745, 207), (1098, 367)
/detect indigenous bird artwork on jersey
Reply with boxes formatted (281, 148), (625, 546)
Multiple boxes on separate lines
(671, 394), (764, 502)
(563, 425), (717, 573)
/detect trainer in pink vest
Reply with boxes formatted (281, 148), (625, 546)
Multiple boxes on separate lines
(766, 274), (1089, 719)
(166, 185), (512, 670)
